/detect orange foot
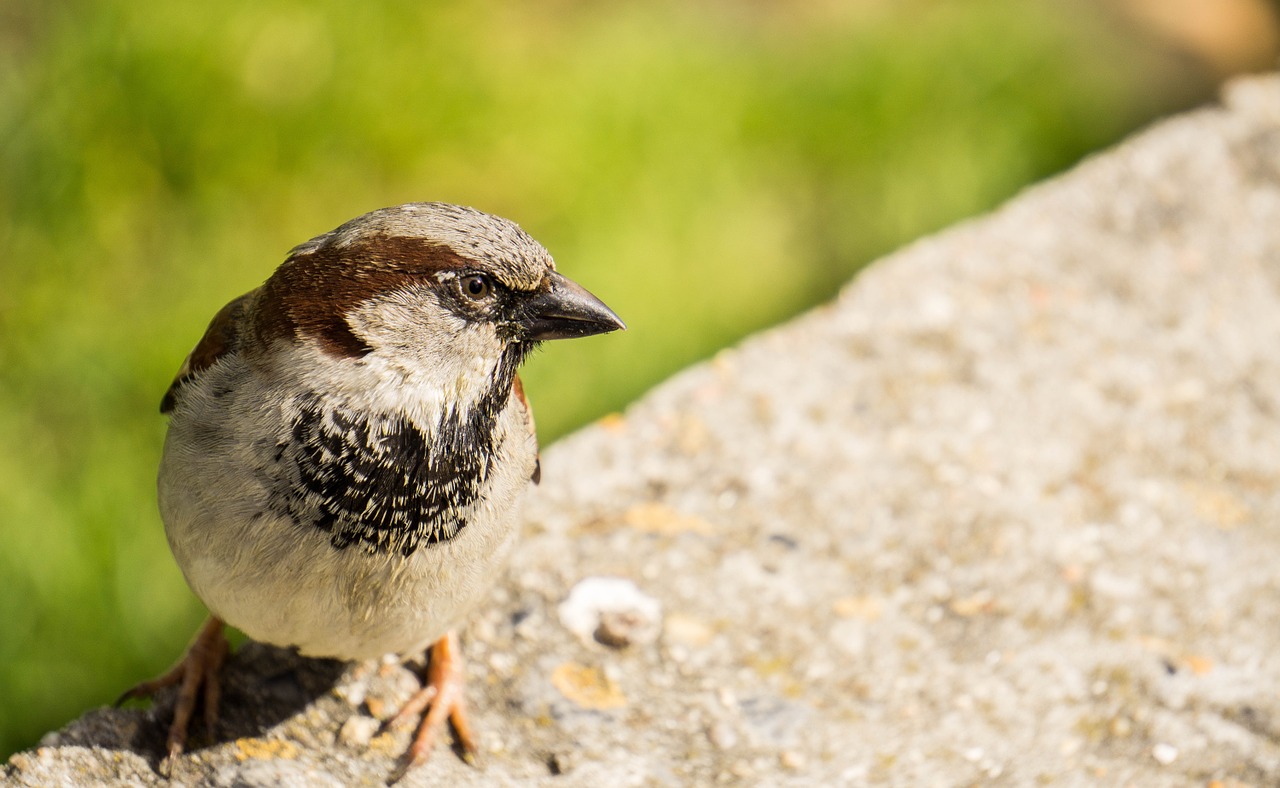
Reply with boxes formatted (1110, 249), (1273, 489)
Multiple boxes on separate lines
(386, 630), (477, 782)
(116, 616), (229, 771)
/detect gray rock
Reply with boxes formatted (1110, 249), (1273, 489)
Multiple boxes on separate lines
(8, 72), (1280, 786)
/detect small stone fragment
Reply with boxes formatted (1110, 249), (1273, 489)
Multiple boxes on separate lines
(1184, 654), (1214, 675)
(550, 661), (627, 709)
(547, 750), (577, 775)
(338, 715), (380, 748)
(595, 609), (648, 648)
(833, 596), (883, 620)
(708, 721), (738, 750)
(332, 679), (367, 708)
(665, 612), (714, 647)
(377, 654), (400, 676)
(717, 688), (737, 708)
(1152, 743), (1178, 765)
(488, 651), (517, 676)
(623, 502), (715, 535)
(558, 576), (662, 648)
(949, 590), (995, 617)
(233, 737), (300, 762)
(368, 732), (402, 755)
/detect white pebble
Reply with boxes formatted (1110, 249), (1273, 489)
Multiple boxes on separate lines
(1152, 743), (1178, 765)
(708, 721), (737, 750)
(558, 576), (662, 647)
(338, 715), (380, 748)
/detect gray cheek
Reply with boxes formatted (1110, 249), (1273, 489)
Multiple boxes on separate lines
(348, 295), (495, 363)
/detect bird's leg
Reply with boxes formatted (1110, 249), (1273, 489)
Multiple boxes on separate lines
(116, 616), (229, 769)
(387, 630), (477, 780)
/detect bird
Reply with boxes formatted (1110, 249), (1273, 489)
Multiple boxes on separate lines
(117, 202), (625, 778)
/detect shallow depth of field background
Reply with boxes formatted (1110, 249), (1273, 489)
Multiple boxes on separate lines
(1, 0), (1276, 758)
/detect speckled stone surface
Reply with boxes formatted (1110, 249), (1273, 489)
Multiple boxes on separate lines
(8, 74), (1280, 787)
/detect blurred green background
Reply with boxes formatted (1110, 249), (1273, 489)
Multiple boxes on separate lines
(1, 0), (1276, 759)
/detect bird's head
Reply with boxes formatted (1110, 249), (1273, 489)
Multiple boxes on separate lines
(251, 203), (624, 403)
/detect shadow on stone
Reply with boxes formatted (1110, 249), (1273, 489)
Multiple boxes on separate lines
(123, 642), (347, 767)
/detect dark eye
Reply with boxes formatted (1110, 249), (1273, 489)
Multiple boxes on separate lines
(460, 274), (493, 301)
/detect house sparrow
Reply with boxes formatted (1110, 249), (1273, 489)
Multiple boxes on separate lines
(117, 203), (624, 778)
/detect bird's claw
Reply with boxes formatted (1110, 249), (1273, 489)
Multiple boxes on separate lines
(117, 616), (228, 770)
(386, 631), (477, 782)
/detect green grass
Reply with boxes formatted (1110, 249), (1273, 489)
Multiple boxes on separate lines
(0, 0), (1216, 757)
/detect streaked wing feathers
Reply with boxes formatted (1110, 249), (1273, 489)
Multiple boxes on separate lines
(160, 290), (256, 414)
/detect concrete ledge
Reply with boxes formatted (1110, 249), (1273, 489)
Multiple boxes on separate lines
(8, 74), (1280, 786)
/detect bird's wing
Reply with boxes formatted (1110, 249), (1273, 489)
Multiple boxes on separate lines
(160, 289), (257, 414)
(511, 373), (541, 484)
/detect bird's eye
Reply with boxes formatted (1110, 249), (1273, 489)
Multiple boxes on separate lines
(460, 274), (493, 301)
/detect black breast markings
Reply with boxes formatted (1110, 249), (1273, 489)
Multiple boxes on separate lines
(287, 402), (483, 555)
(271, 346), (528, 556)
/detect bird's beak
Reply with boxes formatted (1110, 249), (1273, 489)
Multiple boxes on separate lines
(520, 270), (626, 341)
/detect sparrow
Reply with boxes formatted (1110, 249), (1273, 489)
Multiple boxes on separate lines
(117, 202), (624, 778)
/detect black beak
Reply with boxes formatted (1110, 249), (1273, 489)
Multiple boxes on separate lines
(520, 270), (626, 341)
